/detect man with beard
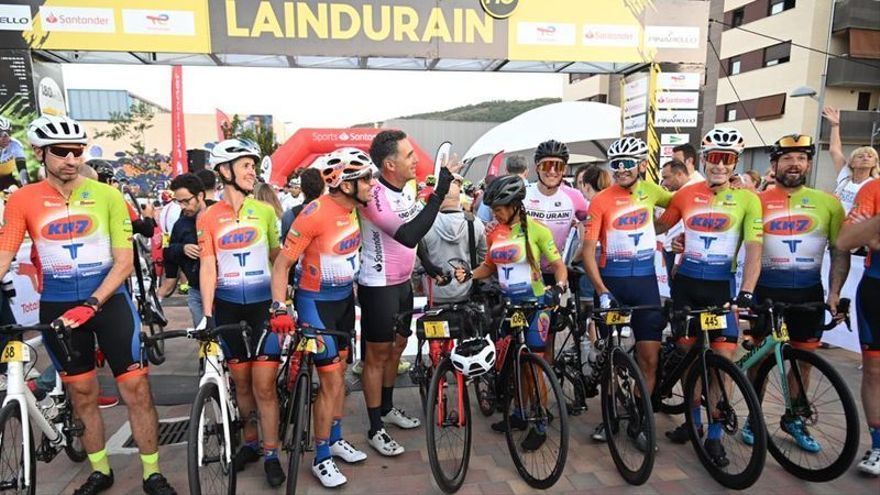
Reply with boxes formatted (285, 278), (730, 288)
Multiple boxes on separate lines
(740, 134), (849, 452)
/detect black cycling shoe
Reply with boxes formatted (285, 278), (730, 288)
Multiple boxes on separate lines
(265, 458), (286, 487)
(520, 428), (547, 451)
(704, 438), (730, 468)
(234, 445), (261, 472)
(666, 423), (702, 444)
(73, 471), (114, 495)
(491, 414), (527, 433)
(142, 473), (177, 495)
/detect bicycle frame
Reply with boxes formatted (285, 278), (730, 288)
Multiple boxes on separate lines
(194, 340), (237, 470)
(735, 308), (794, 406)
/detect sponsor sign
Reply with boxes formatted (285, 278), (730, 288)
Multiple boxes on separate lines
(656, 91), (699, 109)
(582, 24), (638, 47)
(655, 110), (698, 128)
(38, 6), (115, 33)
(660, 144), (675, 158)
(661, 133), (690, 145)
(0, 4), (32, 31)
(657, 72), (701, 90)
(624, 77), (648, 98)
(516, 22), (575, 46)
(645, 25), (700, 48)
(122, 9), (196, 36)
(623, 114), (646, 134)
(623, 96), (647, 117)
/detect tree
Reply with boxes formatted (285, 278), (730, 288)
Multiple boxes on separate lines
(221, 114), (278, 157)
(93, 100), (156, 156)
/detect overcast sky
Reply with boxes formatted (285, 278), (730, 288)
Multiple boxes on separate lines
(62, 64), (563, 132)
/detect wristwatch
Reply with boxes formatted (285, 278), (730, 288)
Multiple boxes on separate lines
(84, 296), (100, 311)
(270, 301), (287, 315)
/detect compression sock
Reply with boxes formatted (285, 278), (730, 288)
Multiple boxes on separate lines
(691, 407), (703, 427)
(368, 407), (383, 437)
(870, 424), (880, 449)
(88, 448), (111, 476)
(380, 387), (394, 415)
(314, 437), (331, 464)
(140, 451), (160, 480)
(243, 438), (259, 452)
(707, 422), (724, 441)
(264, 444), (279, 462)
(329, 417), (342, 444)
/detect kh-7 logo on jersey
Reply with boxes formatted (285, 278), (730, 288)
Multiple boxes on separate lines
(686, 213), (731, 232)
(764, 215), (815, 235)
(612, 208), (649, 231)
(41, 215), (95, 240)
(219, 227), (258, 249)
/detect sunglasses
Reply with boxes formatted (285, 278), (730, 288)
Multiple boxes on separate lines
(703, 151), (739, 166)
(777, 135), (813, 148)
(537, 160), (565, 172)
(609, 158), (640, 171)
(47, 146), (85, 158)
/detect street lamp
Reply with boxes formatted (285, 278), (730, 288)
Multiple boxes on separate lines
(790, 85), (824, 187)
(789, 86), (818, 99)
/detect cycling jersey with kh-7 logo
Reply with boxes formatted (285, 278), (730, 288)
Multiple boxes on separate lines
(198, 197), (280, 304)
(584, 180), (672, 277)
(847, 178), (880, 279)
(484, 218), (560, 300)
(658, 182), (763, 280)
(282, 195), (360, 292)
(0, 179), (132, 302)
(758, 187), (844, 289)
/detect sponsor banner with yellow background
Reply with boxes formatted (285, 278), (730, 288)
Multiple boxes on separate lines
(9, 0), (210, 54)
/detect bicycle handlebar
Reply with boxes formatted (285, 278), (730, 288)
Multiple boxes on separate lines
(739, 298), (851, 332)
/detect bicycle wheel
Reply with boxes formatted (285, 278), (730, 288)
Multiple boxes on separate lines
(656, 343), (687, 414)
(426, 358), (472, 493)
(753, 347), (860, 481)
(503, 352), (568, 489)
(0, 401), (34, 495)
(601, 348), (655, 485)
(683, 353), (766, 490)
(555, 360), (587, 416)
(472, 373), (496, 417)
(187, 383), (236, 495)
(61, 399), (87, 463)
(285, 373), (310, 495)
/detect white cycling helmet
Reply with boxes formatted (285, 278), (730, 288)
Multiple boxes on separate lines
(208, 138), (261, 169)
(27, 115), (87, 147)
(0, 116), (11, 133)
(701, 127), (745, 154)
(607, 136), (648, 159)
(450, 336), (496, 378)
(316, 147), (377, 189)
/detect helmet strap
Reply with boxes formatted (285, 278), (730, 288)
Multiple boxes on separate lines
(219, 162), (252, 196)
(342, 179), (368, 207)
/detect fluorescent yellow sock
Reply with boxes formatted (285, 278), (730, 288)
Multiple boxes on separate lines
(87, 449), (111, 476)
(140, 451), (160, 480)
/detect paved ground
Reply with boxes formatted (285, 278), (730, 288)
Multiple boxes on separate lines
(29, 300), (880, 494)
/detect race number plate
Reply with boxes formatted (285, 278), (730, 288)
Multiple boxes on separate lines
(700, 313), (727, 331)
(296, 338), (318, 354)
(604, 311), (631, 325)
(777, 322), (790, 342)
(1, 341), (30, 363)
(510, 311), (528, 328)
(199, 342), (220, 358)
(423, 321), (451, 339)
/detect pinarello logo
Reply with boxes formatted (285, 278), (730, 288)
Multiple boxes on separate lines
(612, 208), (649, 231)
(334, 231), (361, 255)
(45, 13), (58, 23)
(686, 214), (731, 232)
(764, 215), (814, 235)
(491, 245), (522, 264)
(146, 13), (169, 25)
(219, 227), (258, 249)
(41, 215), (95, 241)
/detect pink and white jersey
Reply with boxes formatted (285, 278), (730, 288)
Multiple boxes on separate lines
(358, 178), (422, 287)
(523, 183), (588, 271)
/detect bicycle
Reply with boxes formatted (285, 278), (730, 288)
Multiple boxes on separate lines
(652, 305), (767, 490)
(276, 323), (352, 494)
(549, 266), (590, 419)
(0, 323), (86, 495)
(737, 299), (860, 481)
(143, 322), (252, 495)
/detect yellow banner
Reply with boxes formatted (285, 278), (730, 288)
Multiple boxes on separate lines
(23, 0), (210, 54)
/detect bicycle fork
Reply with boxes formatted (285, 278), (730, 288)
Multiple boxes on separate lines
(196, 355), (235, 468)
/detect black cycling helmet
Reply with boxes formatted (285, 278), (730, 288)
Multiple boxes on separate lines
(769, 134), (815, 160)
(534, 139), (570, 165)
(87, 159), (115, 183)
(483, 175), (526, 207)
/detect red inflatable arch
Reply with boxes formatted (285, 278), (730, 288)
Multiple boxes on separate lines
(269, 128), (434, 186)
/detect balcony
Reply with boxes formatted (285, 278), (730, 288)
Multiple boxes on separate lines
(825, 57), (880, 88)
(833, 0), (880, 33)
(820, 110), (880, 143)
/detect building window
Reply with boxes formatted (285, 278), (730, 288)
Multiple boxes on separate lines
(857, 92), (871, 111)
(728, 56), (742, 75)
(725, 104), (737, 122)
(731, 8), (745, 27)
(755, 94), (786, 120)
(769, 0), (796, 16)
(763, 42), (791, 67)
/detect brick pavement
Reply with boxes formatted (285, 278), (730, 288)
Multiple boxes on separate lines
(29, 303), (880, 495)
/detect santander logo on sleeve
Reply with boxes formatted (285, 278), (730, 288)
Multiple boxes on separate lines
(39, 6), (115, 33)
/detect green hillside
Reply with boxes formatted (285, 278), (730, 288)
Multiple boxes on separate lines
(352, 98), (561, 126)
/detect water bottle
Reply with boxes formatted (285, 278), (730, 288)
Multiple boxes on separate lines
(579, 339), (595, 376)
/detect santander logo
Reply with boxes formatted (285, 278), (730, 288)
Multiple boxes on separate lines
(45, 13), (58, 23)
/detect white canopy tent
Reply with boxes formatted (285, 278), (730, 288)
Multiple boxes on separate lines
(462, 101), (622, 181)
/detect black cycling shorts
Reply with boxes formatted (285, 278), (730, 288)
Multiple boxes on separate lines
(856, 276), (880, 355)
(754, 284), (824, 347)
(359, 282), (413, 344)
(671, 274), (738, 349)
(214, 298), (280, 365)
(40, 293), (146, 382)
(295, 290), (354, 370)
(596, 275), (664, 342)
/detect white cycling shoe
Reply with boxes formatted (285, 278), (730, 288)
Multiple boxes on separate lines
(858, 448), (880, 476)
(381, 407), (421, 429)
(368, 428), (404, 456)
(312, 458), (347, 488)
(331, 439), (367, 463)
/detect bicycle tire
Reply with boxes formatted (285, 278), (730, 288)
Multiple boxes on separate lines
(753, 347), (860, 481)
(145, 321), (165, 366)
(503, 352), (568, 489)
(187, 383), (236, 495)
(601, 348), (655, 485)
(684, 353), (766, 490)
(472, 373), (496, 417)
(426, 358), (472, 493)
(62, 400), (87, 463)
(418, 361), (434, 416)
(555, 362), (587, 416)
(285, 373), (310, 495)
(0, 401), (35, 495)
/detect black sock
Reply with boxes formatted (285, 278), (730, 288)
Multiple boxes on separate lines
(368, 407), (383, 437)
(380, 386), (394, 415)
